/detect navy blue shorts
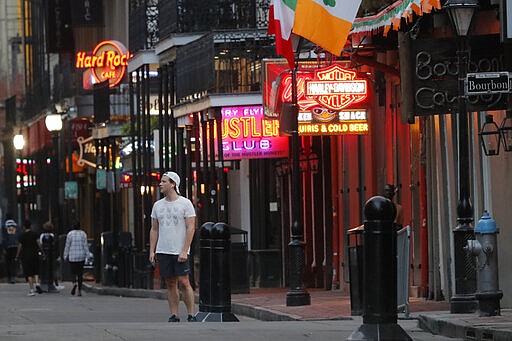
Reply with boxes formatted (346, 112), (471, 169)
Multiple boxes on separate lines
(156, 253), (190, 277)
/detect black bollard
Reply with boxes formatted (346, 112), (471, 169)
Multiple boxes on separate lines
(41, 233), (58, 292)
(348, 196), (411, 341)
(196, 222), (239, 322)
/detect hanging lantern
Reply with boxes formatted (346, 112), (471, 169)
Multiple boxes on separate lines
(499, 110), (512, 152)
(478, 114), (501, 156)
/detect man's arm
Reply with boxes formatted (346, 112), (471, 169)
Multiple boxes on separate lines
(178, 216), (196, 262)
(149, 217), (159, 263)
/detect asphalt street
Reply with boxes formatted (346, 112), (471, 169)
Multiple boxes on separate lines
(0, 283), (462, 340)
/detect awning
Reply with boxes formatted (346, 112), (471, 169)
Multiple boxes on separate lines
(351, 0), (442, 37)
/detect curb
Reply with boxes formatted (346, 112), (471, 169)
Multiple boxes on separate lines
(82, 283), (297, 321)
(418, 312), (512, 341)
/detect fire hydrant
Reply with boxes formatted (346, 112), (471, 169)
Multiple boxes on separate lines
(466, 210), (503, 317)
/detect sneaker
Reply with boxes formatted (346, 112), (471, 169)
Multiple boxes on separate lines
(35, 285), (43, 294)
(28, 290), (35, 296)
(187, 315), (197, 322)
(168, 315), (180, 322)
(56, 285), (65, 290)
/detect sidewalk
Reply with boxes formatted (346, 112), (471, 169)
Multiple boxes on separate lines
(82, 281), (512, 340)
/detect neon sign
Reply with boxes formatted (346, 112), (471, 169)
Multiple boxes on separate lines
(306, 65), (368, 111)
(76, 40), (132, 88)
(263, 61), (370, 136)
(16, 158), (36, 188)
(220, 106), (289, 160)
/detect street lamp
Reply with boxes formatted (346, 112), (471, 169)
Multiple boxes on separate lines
(444, 0), (479, 314)
(13, 134), (25, 151)
(45, 113), (63, 235)
(286, 37), (310, 307)
(499, 110), (512, 152)
(478, 115), (501, 156)
(13, 133), (25, 223)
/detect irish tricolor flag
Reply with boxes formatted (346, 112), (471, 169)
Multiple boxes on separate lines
(292, 0), (362, 56)
(268, 0), (297, 69)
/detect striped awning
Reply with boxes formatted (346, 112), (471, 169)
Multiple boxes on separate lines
(351, 0), (442, 36)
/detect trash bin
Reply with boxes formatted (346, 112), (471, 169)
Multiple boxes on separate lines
(230, 227), (249, 294)
(132, 250), (153, 289)
(59, 234), (72, 281)
(83, 240), (95, 281)
(348, 224), (364, 316)
(117, 232), (133, 288)
(100, 231), (115, 286)
(249, 249), (281, 288)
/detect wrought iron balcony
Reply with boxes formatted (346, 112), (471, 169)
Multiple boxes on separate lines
(175, 30), (275, 102)
(158, 0), (270, 41)
(129, 0), (159, 52)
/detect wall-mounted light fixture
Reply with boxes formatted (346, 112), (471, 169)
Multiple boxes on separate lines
(499, 110), (512, 152)
(478, 114), (501, 156)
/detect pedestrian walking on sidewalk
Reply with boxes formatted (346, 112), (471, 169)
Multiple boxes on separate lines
(39, 221), (64, 290)
(2, 213), (20, 283)
(15, 220), (44, 296)
(63, 220), (90, 296)
(149, 171), (197, 323)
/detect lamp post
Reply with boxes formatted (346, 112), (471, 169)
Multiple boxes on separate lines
(444, 0), (479, 314)
(13, 133), (25, 224)
(286, 37), (310, 306)
(45, 113), (63, 235)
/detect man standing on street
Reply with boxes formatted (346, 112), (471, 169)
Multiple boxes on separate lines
(2, 214), (20, 283)
(149, 171), (197, 323)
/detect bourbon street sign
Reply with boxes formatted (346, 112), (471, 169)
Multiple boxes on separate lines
(409, 34), (507, 115)
(466, 72), (510, 95)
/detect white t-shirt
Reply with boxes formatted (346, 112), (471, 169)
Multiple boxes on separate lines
(151, 196), (196, 255)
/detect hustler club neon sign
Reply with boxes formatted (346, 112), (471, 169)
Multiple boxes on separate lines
(76, 40), (132, 88)
(220, 106), (289, 160)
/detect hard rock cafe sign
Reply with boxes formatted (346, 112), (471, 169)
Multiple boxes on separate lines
(76, 40), (132, 89)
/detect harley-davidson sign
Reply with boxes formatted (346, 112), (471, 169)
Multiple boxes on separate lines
(263, 61), (370, 136)
(306, 65), (368, 111)
(76, 40), (132, 89)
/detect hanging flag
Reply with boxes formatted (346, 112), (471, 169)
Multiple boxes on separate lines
(268, 0), (297, 69)
(293, 0), (362, 56)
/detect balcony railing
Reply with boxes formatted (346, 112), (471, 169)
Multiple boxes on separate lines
(175, 30), (275, 102)
(129, 0), (159, 52)
(158, 0), (270, 41)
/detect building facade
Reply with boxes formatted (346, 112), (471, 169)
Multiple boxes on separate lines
(1, 0), (511, 309)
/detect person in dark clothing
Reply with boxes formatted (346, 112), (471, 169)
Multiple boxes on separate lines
(383, 184), (404, 230)
(2, 213), (20, 283)
(15, 220), (44, 296)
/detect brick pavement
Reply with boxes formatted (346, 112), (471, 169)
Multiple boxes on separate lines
(230, 287), (450, 320)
